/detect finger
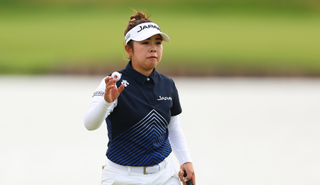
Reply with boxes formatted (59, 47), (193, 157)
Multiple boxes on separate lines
(105, 80), (113, 89)
(180, 169), (189, 184)
(179, 168), (184, 177)
(191, 176), (196, 185)
(108, 82), (119, 91)
(178, 169), (184, 181)
(106, 76), (119, 84)
(185, 169), (192, 180)
(105, 82), (116, 92)
(183, 170), (191, 183)
(105, 76), (112, 84)
(105, 82), (117, 96)
(118, 84), (125, 93)
(184, 169), (195, 185)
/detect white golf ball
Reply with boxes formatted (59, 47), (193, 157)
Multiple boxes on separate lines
(111, 72), (121, 81)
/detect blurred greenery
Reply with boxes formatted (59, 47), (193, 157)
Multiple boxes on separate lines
(1, 0), (320, 76)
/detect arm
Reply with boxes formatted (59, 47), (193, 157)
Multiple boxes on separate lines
(84, 96), (116, 131)
(84, 76), (124, 131)
(168, 116), (196, 184)
(168, 115), (192, 164)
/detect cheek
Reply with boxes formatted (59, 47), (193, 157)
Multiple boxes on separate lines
(137, 46), (147, 53)
(158, 46), (163, 55)
(132, 46), (143, 57)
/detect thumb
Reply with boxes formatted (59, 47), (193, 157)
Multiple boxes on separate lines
(118, 84), (125, 93)
(185, 170), (195, 184)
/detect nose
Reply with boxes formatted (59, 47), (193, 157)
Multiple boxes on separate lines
(150, 43), (156, 52)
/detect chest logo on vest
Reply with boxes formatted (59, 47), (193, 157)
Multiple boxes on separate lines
(157, 96), (172, 101)
(121, 80), (129, 87)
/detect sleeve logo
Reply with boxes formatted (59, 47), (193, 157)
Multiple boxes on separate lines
(92, 91), (104, 97)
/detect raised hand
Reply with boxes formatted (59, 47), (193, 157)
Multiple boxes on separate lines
(104, 76), (125, 103)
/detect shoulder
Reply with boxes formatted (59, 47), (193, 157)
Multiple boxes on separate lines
(155, 73), (180, 96)
(158, 73), (175, 84)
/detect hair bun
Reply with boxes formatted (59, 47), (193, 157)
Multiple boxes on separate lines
(129, 12), (148, 22)
(124, 11), (152, 37)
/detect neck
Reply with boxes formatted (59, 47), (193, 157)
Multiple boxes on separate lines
(131, 61), (154, 77)
(134, 67), (153, 77)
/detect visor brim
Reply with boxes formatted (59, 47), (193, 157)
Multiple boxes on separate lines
(130, 31), (170, 43)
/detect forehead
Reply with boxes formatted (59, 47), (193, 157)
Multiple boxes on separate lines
(145, 34), (163, 40)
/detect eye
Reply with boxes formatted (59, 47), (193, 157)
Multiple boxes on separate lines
(142, 41), (149, 44)
(156, 42), (162, 45)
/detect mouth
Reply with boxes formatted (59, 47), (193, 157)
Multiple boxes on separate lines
(147, 56), (157, 59)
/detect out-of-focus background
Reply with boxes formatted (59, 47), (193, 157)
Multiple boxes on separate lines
(1, 0), (320, 76)
(1, 1), (320, 185)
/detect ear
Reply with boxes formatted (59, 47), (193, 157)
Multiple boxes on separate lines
(125, 44), (133, 57)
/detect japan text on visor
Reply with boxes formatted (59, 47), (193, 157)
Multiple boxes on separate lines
(125, 22), (170, 44)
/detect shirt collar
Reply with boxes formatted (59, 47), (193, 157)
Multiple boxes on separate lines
(125, 61), (159, 84)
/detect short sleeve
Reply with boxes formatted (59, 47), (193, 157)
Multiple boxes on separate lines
(171, 81), (182, 116)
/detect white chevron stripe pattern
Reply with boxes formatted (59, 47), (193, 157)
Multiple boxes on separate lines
(107, 109), (171, 166)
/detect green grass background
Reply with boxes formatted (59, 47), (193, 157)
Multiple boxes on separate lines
(1, 0), (320, 75)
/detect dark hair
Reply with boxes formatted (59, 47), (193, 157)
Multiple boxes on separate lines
(124, 11), (153, 60)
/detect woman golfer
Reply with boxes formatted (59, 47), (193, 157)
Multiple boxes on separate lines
(84, 11), (196, 185)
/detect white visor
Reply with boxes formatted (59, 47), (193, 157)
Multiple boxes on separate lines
(125, 22), (170, 44)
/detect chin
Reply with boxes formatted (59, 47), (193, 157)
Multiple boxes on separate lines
(151, 60), (160, 66)
(145, 62), (158, 70)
